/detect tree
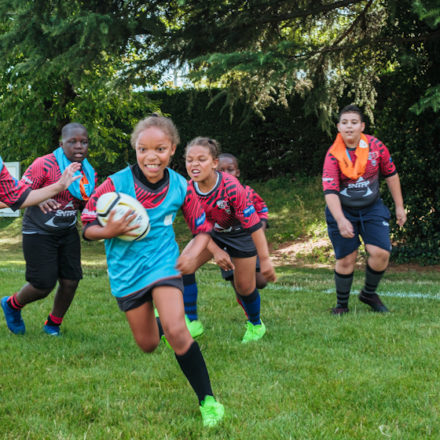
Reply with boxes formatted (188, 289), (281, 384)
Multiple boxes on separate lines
(162, 0), (439, 130)
(0, 0), (164, 169)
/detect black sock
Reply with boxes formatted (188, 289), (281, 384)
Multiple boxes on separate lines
(363, 264), (385, 295)
(334, 271), (354, 308)
(175, 341), (213, 404)
(156, 317), (164, 338)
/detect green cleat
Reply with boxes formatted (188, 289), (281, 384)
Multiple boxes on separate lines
(154, 308), (172, 349)
(199, 395), (225, 427)
(186, 316), (204, 338)
(161, 334), (172, 349)
(241, 320), (266, 343)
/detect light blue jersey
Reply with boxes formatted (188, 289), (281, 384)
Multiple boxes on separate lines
(105, 167), (187, 298)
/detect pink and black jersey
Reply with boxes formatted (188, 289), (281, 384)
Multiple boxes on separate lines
(322, 134), (397, 209)
(190, 171), (261, 235)
(20, 153), (98, 235)
(244, 184), (268, 223)
(82, 166), (210, 236)
(0, 158), (31, 209)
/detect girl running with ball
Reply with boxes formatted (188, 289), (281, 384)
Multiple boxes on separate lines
(81, 115), (224, 428)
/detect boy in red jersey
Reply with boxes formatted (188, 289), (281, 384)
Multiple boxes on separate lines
(323, 105), (406, 314)
(1, 123), (97, 336)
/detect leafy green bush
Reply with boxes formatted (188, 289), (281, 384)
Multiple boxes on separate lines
(375, 76), (440, 264)
(145, 89), (332, 179)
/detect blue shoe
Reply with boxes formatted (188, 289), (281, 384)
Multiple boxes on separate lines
(43, 324), (61, 336)
(1, 296), (25, 335)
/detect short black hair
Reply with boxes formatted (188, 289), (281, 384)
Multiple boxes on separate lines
(339, 105), (364, 122)
(61, 122), (88, 140)
(219, 153), (239, 166)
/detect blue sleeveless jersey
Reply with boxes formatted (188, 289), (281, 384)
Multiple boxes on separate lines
(104, 166), (187, 298)
(0, 156), (4, 173)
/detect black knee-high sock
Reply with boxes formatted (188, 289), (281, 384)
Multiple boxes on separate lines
(363, 264), (385, 295)
(334, 271), (354, 308)
(156, 317), (164, 338)
(175, 341), (213, 404)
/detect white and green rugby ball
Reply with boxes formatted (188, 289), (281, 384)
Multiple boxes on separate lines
(96, 192), (150, 241)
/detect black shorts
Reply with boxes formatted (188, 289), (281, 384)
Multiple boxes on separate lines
(116, 277), (184, 312)
(211, 230), (257, 258)
(22, 229), (82, 290)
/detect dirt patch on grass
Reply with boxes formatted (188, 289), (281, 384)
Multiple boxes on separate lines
(271, 237), (440, 272)
(270, 237), (334, 268)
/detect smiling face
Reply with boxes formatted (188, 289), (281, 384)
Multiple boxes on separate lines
(135, 126), (176, 183)
(337, 112), (365, 148)
(185, 144), (218, 183)
(218, 156), (240, 178)
(60, 127), (89, 163)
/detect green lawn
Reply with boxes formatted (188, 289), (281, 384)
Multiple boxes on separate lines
(1, 177), (439, 439)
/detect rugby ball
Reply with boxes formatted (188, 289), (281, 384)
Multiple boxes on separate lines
(96, 192), (150, 241)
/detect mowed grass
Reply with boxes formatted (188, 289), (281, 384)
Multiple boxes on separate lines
(1, 177), (440, 439)
(1, 257), (440, 439)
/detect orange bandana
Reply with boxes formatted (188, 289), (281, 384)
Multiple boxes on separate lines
(79, 172), (90, 201)
(329, 133), (369, 180)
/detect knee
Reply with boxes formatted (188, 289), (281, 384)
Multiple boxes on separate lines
(234, 277), (255, 295)
(30, 284), (53, 299)
(59, 279), (80, 291)
(369, 248), (390, 265)
(256, 274), (267, 290)
(136, 338), (159, 354)
(163, 321), (190, 348)
(336, 254), (357, 272)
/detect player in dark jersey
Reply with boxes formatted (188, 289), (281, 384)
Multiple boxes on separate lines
(183, 137), (276, 343)
(217, 153), (269, 315)
(218, 153), (269, 284)
(323, 105), (406, 314)
(1, 123), (97, 337)
(82, 115), (224, 428)
(0, 156), (81, 210)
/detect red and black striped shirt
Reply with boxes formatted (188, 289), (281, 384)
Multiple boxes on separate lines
(189, 171), (261, 234)
(0, 161), (31, 209)
(82, 166), (211, 236)
(20, 153), (98, 234)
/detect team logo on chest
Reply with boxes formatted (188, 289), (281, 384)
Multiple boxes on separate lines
(216, 199), (231, 214)
(368, 151), (378, 167)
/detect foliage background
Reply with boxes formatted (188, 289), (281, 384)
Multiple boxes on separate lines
(0, 0), (438, 262)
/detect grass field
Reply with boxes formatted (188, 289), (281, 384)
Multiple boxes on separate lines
(1, 177), (440, 439)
